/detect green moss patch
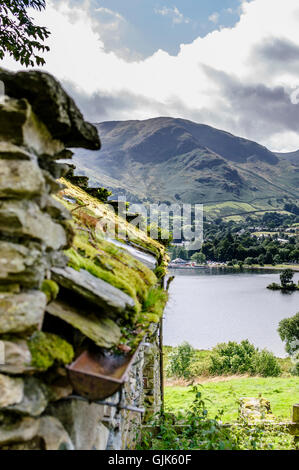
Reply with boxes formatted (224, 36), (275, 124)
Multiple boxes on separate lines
(28, 331), (74, 371)
(57, 178), (167, 260)
(54, 179), (170, 349)
(137, 287), (169, 327)
(41, 280), (59, 303)
(65, 230), (157, 315)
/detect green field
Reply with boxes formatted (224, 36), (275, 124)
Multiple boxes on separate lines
(165, 377), (299, 422)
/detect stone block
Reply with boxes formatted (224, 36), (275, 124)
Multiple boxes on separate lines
(0, 97), (64, 156)
(0, 417), (39, 446)
(0, 142), (34, 160)
(0, 291), (46, 334)
(44, 195), (70, 221)
(0, 159), (45, 198)
(47, 399), (105, 450)
(46, 299), (121, 348)
(239, 397), (274, 422)
(0, 200), (67, 250)
(0, 241), (46, 287)
(0, 374), (24, 407)
(6, 377), (48, 417)
(38, 416), (74, 450)
(0, 339), (32, 375)
(93, 423), (109, 450)
(52, 266), (135, 316)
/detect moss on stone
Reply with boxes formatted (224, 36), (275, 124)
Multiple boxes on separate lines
(28, 331), (74, 371)
(57, 178), (166, 257)
(65, 230), (157, 314)
(144, 287), (168, 312)
(137, 287), (169, 326)
(138, 313), (160, 324)
(41, 280), (59, 303)
(55, 179), (169, 344)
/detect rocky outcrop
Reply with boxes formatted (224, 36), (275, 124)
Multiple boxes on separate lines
(0, 69), (101, 150)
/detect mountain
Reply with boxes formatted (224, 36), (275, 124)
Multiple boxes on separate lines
(275, 150), (299, 165)
(72, 117), (299, 209)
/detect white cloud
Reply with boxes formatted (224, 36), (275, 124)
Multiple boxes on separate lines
(208, 12), (220, 24)
(154, 6), (190, 25)
(3, 0), (299, 151)
(95, 7), (125, 22)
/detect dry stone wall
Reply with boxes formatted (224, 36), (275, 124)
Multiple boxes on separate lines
(0, 70), (164, 450)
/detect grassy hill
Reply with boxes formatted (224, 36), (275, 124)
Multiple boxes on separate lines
(72, 118), (299, 215)
(276, 149), (299, 165)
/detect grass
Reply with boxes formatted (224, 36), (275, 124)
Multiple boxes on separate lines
(204, 201), (256, 218)
(165, 376), (299, 423)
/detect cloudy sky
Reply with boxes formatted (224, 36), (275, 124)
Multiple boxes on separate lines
(3, 0), (299, 151)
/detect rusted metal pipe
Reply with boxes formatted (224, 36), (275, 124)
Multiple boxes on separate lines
(63, 394), (145, 414)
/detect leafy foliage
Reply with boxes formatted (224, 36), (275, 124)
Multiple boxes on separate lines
(253, 349), (282, 377)
(210, 341), (281, 377)
(0, 0), (50, 66)
(278, 313), (299, 375)
(190, 251), (206, 264)
(166, 341), (281, 379)
(85, 187), (112, 203)
(280, 269), (295, 288)
(170, 222), (299, 265)
(166, 342), (195, 379)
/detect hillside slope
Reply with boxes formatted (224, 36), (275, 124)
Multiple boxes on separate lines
(72, 118), (299, 206)
(276, 149), (299, 165)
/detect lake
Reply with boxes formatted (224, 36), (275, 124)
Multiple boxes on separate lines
(164, 269), (299, 357)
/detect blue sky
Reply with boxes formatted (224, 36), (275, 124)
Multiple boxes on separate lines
(86, 0), (245, 57)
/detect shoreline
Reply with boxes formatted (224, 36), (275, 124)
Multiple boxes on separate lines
(169, 264), (299, 272)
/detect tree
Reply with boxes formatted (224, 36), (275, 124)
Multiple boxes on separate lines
(166, 342), (195, 379)
(191, 252), (206, 264)
(0, 1), (50, 67)
(278, 313), (299, 355)
(278, 313), (299, 375)
(85, 187), (112, 203)
(273, 254), (281, 265)
(280, 269), (294, 288)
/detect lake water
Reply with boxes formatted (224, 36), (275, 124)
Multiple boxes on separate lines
(164, 269), (299, 357)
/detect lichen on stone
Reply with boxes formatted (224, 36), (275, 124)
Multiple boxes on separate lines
(28, 331), (74, 371)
